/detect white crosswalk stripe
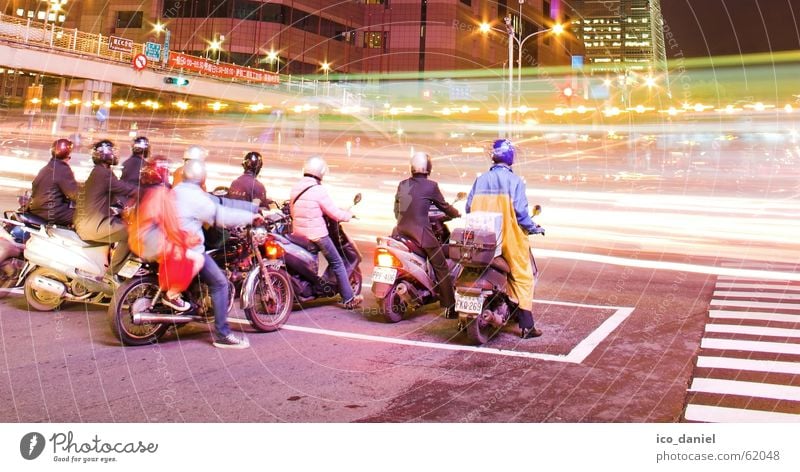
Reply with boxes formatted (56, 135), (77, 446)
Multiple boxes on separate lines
(684, 267), (800, 423)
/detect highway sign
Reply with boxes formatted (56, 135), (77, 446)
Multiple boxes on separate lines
(109, 35), (133, 53)
(144, 42), (162, 61)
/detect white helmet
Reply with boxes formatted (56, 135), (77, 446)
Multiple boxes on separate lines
(410, 152), (432, 175)
(182, 158), (207, 184)
(183, 145), (208, 162)
(303, 156), (329, 180)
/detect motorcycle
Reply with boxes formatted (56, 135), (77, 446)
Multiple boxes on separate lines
(1, 205), (136, 311)
(371, 192), (467, 322)
(269, 194), (363, 305)
(0, 195), (29, 298)
(450, 205), (545, 345)
(108, 217), (294, 346)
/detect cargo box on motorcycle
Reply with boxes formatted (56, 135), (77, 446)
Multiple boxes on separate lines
(448, 228), (499, 267)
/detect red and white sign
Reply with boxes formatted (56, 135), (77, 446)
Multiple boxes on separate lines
(109, 35), (134, 53)
(168, 52), (279, 85)
(132, 54), (148, 71)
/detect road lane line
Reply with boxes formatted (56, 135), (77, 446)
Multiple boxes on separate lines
(684, 404), (800, 423)
(696, 356), (800, 375)
(709, 310), (800, 323)
(700, 338), (800, 355)
(566, 307), (635, 363)
(537, 249), (800, 281)
(705, 324), (800, 338)
(688, 378), (800, 401)
(713, 291), (800, 300)
(716, 283), (800, 290)
(710, 299), (800, 310)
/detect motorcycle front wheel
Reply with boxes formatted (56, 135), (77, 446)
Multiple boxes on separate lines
(108, 276), (169, 346)
(244, 267), (294, 332)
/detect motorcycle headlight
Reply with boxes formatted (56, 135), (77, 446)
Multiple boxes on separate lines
(251, 227), (269, 246)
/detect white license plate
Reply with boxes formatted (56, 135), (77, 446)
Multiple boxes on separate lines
(117, 260), (142, 279)
(372, 267), (397, 285)
(455, 293), (484, 315)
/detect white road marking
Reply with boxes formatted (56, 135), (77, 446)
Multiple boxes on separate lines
(710, 299), (800, 310)
(705, 324), (800, 338)
(716, 282), (800, 291)
(701, 337), (800, 355)
(567, 307), (635, 363)
(696, 356), (800, 375)
(709, 310), (800, 323)
(537, 249), (800, 281)
(688, 378), (800, 402)
(684, 404), (800, 423)
(713, 290), (800, 300)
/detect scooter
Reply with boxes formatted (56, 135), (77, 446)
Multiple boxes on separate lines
(0, 196), (29, 298)
(270, 194), (363, 305)
(450, 205), (545, 345)
(371, 192), (467, 322)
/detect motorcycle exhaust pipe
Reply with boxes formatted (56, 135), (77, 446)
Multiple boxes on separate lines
(394, 282), (420, 309)
(481, 309), (504, 326)
(132, 312), (194, 325)
(30, 275), (66, 298)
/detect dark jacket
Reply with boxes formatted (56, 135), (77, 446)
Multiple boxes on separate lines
(394, 174), (460, 248)
(74, 164), (137, 235)
(229, 172), (273, 207)
(120, 154), (145, 186)
(28, 159), (79, 226)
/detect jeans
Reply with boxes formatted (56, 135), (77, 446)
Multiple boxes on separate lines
(313, 235), (354, 303)
(199, 253), (230, 337)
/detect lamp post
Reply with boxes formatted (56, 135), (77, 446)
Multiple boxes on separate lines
(266, 49), (279, 73)
(321, 61), (331, 96)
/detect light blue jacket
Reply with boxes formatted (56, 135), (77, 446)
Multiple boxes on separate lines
(466, 164), (537, 233)
(173, 182), (255, 252)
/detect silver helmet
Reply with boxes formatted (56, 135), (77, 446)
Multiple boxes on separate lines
(183, 145), (208, 162)
(182, 158), (207, 184)
(410, 151), (432, 175)
(303, 156), (329, 180)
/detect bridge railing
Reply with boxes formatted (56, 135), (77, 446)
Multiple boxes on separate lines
(0, 12), (325, 96)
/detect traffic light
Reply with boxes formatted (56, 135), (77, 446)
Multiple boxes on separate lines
(164, 77), (189, 86)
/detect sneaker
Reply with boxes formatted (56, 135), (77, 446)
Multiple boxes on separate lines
(213, 333), (250, 349)
(343, 294), (364, 310)
(162, 293), (191, 312)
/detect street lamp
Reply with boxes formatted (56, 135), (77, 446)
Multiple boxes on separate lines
(266, 49), (279, 72)
(208, 35), (224, 64)
(321, 61), (331, 80)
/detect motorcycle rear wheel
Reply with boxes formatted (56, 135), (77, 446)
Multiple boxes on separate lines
(466, 311), (501, 346)
(109, 276), (169, 346)
(244, 267), (293, 332)
(381, 282), (408, 323)
(24, 267), (66, 311)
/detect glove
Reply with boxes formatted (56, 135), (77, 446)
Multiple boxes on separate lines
(530, 225), (545, 236)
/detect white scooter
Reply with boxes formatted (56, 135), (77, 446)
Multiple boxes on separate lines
(3, 211), (140, 311)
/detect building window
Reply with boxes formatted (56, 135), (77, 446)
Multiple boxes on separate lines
(335, 30), (356, 43)
(364, 0), (386, 4)
(116, 11), (143, 29)
(233, 0), (260, 20)
(544, 0), (551, 19)
(364, 31), (385, 49)
(460, 0), (472, 6)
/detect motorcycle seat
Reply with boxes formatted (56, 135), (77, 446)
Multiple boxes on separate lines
(490, 256), (510, 274)
(287, 233), (319, 254)
(18, 213), (48, 229)
(47, 227), (107, 248)
(394, 235), (426, 258)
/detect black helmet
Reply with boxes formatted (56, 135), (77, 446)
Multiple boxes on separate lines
(91, 140), (118, 166)
(242, 151), (263, 175)
(51, 138), (73, 160)
(132, 136), (150, 158)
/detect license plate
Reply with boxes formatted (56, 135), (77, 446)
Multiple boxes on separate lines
(117, 260), (142, 279)
(455, 293), (484, 315)
(372, 267), (397, 285)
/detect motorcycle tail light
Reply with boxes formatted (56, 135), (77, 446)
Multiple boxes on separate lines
(264, 237), (285, 259)
(374, 248), (401, 268)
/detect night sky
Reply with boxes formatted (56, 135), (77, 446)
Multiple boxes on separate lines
(660, 0), (800, 58)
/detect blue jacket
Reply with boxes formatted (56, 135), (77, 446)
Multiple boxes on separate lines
(466, 164), (537, 234)
(173, 182), (255, 252)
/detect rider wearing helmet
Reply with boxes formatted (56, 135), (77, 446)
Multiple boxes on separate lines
(28, 138), (79, 226)
(290, 156), (363, 309)
(172, 145), (208, 189)
(121, 136), (150, 186)
(173, 158), (260, 349)
(74, 140), (138, 282)
(228, 151), (275, 207)
(465, 139), (543, 339)
(394, 152), (461, 318)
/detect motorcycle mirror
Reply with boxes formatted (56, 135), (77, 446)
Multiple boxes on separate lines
(353, 193), (362, 205)
(532, 204), (542, 217)
(455, 191), (467, 203)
